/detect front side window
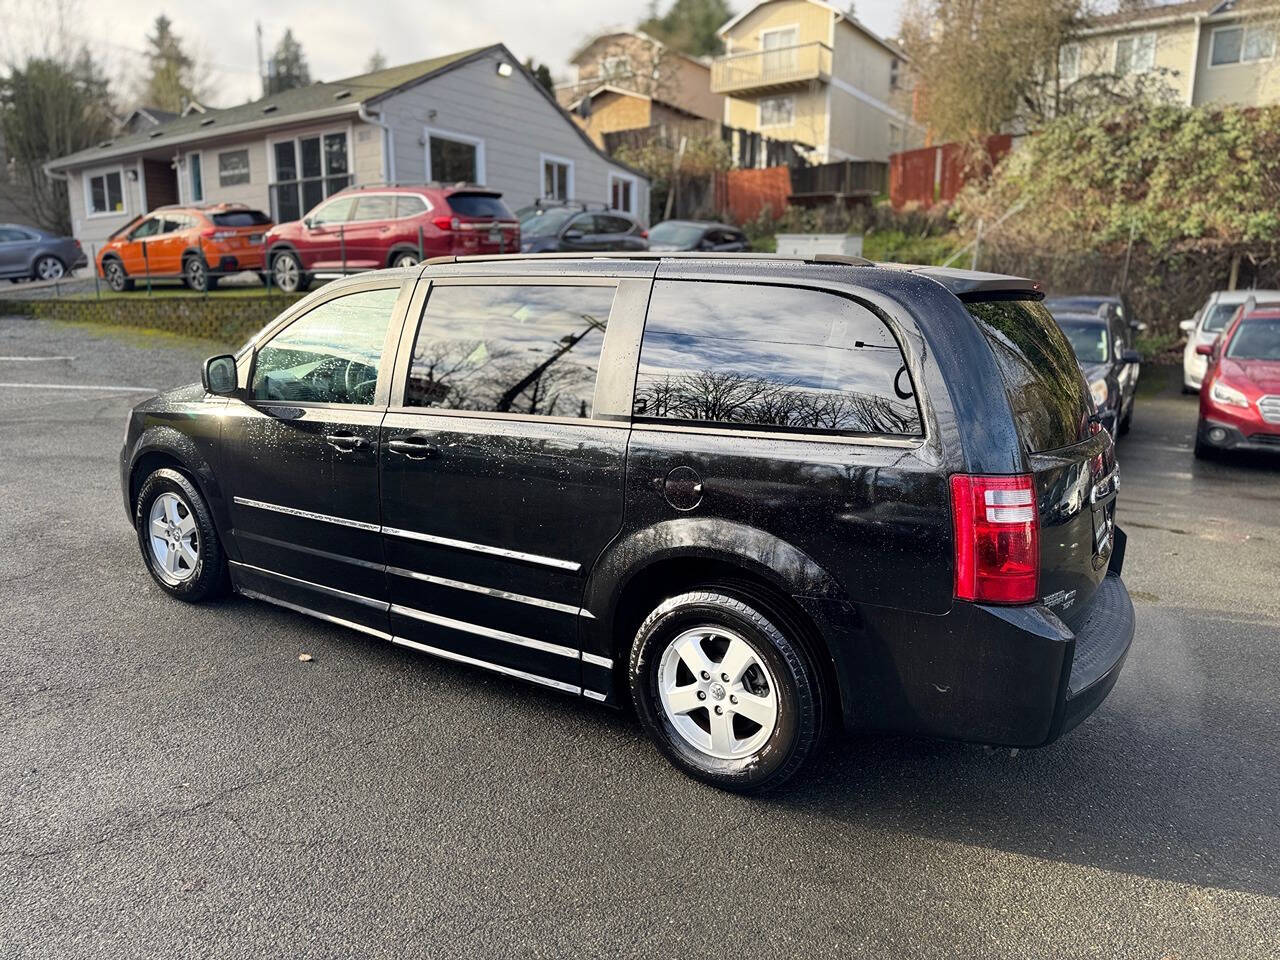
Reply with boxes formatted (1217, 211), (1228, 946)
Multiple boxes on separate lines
(219, 149), (251, 187)
(89, 170), (124, 214)
(429, 133), (481, 183)
(311, 196), (356, 225)
(1115, 33), (1156, 75)
(404, 284), (615, 418)
(633, 281), (922, 437)
(128, 216), (162, 240)
(543, 158), (571, 201)
(760, 95), (795, 127)
(252, 287), (400, 404)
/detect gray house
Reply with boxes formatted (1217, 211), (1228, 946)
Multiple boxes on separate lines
(46, 44), (649, 246)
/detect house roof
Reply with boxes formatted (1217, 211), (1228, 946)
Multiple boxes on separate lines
(567, 30), (712, 70)
(1080, 0), (1275, 33)
(567, 83), (705, 120)
(48, 47), (490, 172)
(716, 0), (906, 58)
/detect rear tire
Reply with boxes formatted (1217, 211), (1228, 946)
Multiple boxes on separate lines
(391, 250), (420, 269)
(134, 468), (227, 603)
(271, 250), (310, 294)
(33, 255), (66, 281)
(184, 256), (211, 293)
(629, 590), (825, 793)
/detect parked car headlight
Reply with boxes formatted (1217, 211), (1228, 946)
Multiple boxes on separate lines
(1209, 380), (1249, 408)
(1090, 378), (1109, 408)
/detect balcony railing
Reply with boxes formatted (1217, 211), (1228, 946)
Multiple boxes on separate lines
(711, 42), (832, 94)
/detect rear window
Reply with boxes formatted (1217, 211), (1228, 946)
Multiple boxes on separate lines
(634, 280), (922, 437)
(966, 299), (1091, 452)
(210, 210), (271, 227)
(446, 193), (513, 219)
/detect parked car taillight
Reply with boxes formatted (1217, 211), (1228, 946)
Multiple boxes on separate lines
(950, 474), (1039, 605)
(432, 215), (460, 232)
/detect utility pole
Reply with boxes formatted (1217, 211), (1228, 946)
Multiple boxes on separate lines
(256, 22), (266, 97)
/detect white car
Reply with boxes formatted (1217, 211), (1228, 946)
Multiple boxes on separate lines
(1181, 289), (1280, 391)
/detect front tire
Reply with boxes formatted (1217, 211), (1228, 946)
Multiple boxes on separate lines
(134, 468), (227, 602)
(271, 250), (310, 294)
(33, 255), (66, 281)
(103, 259), (132, 293)
(184, 256), (214, 293)
(629, 590), (824, 793)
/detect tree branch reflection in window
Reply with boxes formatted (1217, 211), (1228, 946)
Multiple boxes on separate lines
(405, 285), (615, 418)
(633, 281), (922, 437)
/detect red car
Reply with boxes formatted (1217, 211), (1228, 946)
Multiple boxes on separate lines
(1196, 301), (1280, 458)
(264, 184), (520, 292)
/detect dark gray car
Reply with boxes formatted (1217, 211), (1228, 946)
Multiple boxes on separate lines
(0, 223), (87, 282)
(647, 220), (748, 252)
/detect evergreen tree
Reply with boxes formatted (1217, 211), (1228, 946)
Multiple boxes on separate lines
(639, 0), (734, 58)
(267, 29), (311, 94)
(139, 14), (199, 111)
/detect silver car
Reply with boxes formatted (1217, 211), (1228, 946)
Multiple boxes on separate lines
(0, 223), (88, 283)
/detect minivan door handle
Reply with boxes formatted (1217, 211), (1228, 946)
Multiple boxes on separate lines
(324, 432), (368, 451)
(387, 437), (439, 460)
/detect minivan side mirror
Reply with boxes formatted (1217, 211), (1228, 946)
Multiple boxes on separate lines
(202, 354), (238, 395)
(1121, 349), (1142, 365)
(1179, 319), (1196, 333)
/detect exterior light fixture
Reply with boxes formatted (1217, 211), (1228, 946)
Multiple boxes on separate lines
(496, 62), (513, 77)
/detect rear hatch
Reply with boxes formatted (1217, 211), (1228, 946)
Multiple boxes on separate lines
(966, 298), (1118, 630)
(444, 192), (519, 254)
(209, 209), (273, 248)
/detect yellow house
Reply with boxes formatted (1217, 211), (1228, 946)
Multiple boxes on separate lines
(1063, 0), (1280, 107)
(710, 0), (922, 162)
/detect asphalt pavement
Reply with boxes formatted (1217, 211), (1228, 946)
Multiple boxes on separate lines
(1, 315), (1278, 959)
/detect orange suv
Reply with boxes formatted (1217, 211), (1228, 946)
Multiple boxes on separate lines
(97, 203), (273, 293)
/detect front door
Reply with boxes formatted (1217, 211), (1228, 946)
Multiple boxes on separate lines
(302, 195), (357, 271)
(119, 215), (162, 275)
(220, 280), (410, 635)
(379, 277), (634, 692)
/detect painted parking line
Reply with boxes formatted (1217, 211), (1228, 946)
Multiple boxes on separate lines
(0, 356), (76, 361)
(0, 382), (156, 393)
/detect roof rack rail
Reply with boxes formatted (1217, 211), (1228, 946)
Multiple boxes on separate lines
(424, 251), (876, 267)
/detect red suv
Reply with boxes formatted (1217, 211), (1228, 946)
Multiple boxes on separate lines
(263, 185), (519, 292)
(1196, 301), (1280, 458)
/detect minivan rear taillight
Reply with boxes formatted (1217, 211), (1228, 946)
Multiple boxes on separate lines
(950, 474), (1039, 604)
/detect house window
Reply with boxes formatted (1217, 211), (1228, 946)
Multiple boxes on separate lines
(189, 152), (203, 202)
(219, 149), (251, 187)
(1059, 43), (1080, 83)
(759, 95), (795, 127)
(600, 55), (632, 80)
(426, 129), (484, 185)
(1115, 32), (1156, 75)
(761, 26), (798, 76)
(542, 155), (573, 201)
(890, 57), (901, 90)
(1211, 25), (1276, 66)
(270, 132), (350, 222)
(87, 170), (124, 215)
(609, 172), (636, 214)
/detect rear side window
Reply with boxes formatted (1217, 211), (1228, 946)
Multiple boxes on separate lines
(353, 195), (395, 221)
(966, 299), (1091, 452)
(404, 284), (615, 418)
(211, 210), (271, 227)
(633, 280), (921, 437)
(396, 195), (429, 218)
(597, 215), (634, 234)
(446, 193), (513, 219)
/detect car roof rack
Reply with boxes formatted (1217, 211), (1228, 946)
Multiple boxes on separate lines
(424, 251), (875, 267)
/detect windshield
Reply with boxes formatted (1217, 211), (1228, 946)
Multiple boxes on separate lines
(1059, 320), (1110, 364)
(521, 208), (575, 238)
(1227, 318), (1280, 360)
(649, 223), (705, 248)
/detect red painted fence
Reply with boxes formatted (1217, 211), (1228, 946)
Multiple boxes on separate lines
(889, 135), (1013, 209)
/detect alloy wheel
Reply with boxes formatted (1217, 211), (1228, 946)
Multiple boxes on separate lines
(657, 625), (779, 760)
(273, 253), (300, 293)
(35, 256), (65, 281)
(394, 253), (419, 268)
(186, 258), (207, 291)
(105, 261), (126, 292)
(147, 492), (200, 584)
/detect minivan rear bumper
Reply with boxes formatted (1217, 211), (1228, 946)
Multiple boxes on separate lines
(800, 546), (1134, 747)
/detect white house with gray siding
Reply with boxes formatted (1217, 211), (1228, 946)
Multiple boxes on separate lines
(46, 45), (649, 248)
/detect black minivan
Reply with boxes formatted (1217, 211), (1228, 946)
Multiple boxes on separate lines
(121, 253), (1134, 792)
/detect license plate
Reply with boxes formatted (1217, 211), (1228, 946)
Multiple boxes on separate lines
(249, 233), (264, 244)
(488, 229), (501, 244)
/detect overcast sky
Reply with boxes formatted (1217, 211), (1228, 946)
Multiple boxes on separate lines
(1, 0), (907, 107)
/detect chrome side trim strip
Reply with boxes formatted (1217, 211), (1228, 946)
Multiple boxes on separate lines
(235, 530), (384, 570)
(233, 497), (380, 532)
(581, 652), (613, 669)
(382, 526), (580, 571)
(237, 587), (392, 641)
(391, 636), (582, 695)
(582, 689), (608, 702)
(230, 561), (387, 609)
(386, 566), (591, 617)
(390, 604), (579, 659)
